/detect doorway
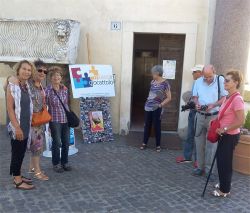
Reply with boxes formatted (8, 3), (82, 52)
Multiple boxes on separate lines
(131, 33), (185, 132)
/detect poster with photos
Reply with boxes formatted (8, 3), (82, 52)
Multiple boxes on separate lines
(80, 97), (113, 143)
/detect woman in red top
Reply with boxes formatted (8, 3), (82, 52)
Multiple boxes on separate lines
(212, 70), (245, 197)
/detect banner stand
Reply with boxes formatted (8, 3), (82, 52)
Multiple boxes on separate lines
(68, 128), (78, 155)
(43, 124), (78, 158)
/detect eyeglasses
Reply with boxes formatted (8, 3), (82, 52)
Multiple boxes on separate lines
(203, 76), (214, 81)
(37, 69), (48, 74)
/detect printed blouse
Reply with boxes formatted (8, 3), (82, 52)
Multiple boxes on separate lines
(29, 80), (45, 113)
(144, 80), (170, 111)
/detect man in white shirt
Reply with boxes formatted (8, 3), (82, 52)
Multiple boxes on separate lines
(192, 65), (227, 179)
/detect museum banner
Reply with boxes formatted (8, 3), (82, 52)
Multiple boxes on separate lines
(69, 64), (115, 98)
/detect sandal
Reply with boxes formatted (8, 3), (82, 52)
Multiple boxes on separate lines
(34, 172), (49, 181)
(14, 181), (35, 190)
(214, 183), (220, 189)
(211, 190), (230, 198)
(214, 183), (232, 190)
(28, 168), (35, 173)
(140, 144), (147, 150)
(28, 168), (44, 174)
(156, 146), (161, 152)
(21, 176), (33, 184)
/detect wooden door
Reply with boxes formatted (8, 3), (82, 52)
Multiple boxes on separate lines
(158, 34), (185, 131)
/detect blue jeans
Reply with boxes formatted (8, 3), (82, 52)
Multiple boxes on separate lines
(183, 110), (196, 161)
(49, 122), (70, 166)
(143, 108), (162, 147)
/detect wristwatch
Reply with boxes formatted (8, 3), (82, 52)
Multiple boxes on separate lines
(223, 127), (228, 133)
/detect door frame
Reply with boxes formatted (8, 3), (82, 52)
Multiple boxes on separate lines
(119, 21), (197, 135)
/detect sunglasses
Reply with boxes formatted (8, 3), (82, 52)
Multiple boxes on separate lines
(37, 69), (48, 74)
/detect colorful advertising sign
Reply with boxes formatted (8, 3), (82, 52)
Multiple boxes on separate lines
(69, 64), (115, 98)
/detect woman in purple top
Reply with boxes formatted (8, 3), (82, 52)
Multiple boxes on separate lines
(140, 65), (171, 152)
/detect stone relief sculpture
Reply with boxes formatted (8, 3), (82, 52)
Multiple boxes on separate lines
(0, 19), (80, 64)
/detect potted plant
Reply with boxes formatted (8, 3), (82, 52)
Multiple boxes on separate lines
(233, 111), (250, 175)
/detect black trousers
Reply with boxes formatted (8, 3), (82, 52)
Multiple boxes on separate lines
(10, 138), (28, 176)
(217, 134), (240, 193)
(143, 108), (162, 147)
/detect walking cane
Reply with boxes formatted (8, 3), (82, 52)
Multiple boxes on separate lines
(201, 138), (220, 197)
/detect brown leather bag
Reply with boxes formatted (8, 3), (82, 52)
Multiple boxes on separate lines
(32, 106), (52, 127)
(31, 83), (52, 127)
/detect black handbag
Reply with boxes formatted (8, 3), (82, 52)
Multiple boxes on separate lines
(53, 89), (80, 128)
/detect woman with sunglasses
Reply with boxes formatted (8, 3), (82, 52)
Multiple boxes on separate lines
(28, 60), (49, 181)
(212, 70), (245, 197)
(8, 59), (49, 181)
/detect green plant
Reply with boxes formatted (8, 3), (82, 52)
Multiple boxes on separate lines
(244, 111), (250, 130)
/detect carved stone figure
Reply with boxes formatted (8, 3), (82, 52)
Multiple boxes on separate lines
(55, 20), (70, 43)
(55, 46), (68, 61)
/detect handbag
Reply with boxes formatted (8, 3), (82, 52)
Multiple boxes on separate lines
(32, 106), (52, 127)
(31, 84), (52, 127)
(207, 92), (240, 143)
(53, 89), (80, 128)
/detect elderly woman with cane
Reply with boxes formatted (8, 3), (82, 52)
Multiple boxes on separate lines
(211, 70), (245, 197)
(140, 65), (171, 152)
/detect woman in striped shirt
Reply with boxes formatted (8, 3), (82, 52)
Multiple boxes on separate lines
(140, 65), (171, 152)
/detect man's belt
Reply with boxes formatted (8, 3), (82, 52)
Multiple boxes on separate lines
(198, 111), (219, 116)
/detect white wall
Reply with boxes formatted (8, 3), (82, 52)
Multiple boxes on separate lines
(0, 0), (211, 132)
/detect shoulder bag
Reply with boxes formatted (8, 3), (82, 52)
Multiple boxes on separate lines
(53, 89), (80, 128)
(31, 84), (52, 127)
(207, 92), (240, 143)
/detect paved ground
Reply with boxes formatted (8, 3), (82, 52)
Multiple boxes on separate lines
(0, 127), (250, 213)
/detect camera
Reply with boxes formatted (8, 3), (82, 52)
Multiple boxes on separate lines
(181, 101), (196, 112)
(181, 102), (208, 112)
(200, 105), (208, 111)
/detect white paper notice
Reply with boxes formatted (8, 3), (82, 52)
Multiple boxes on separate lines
(163, 60), (176, 79)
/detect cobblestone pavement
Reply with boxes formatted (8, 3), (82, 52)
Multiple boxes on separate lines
(0, 127), (250, 213)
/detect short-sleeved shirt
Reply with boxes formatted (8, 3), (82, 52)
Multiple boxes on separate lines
(45, 85), (69, 123)
(144, 80), (170, 111)
(192, 75), (228, 113)
(219, 94), (245, 135)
